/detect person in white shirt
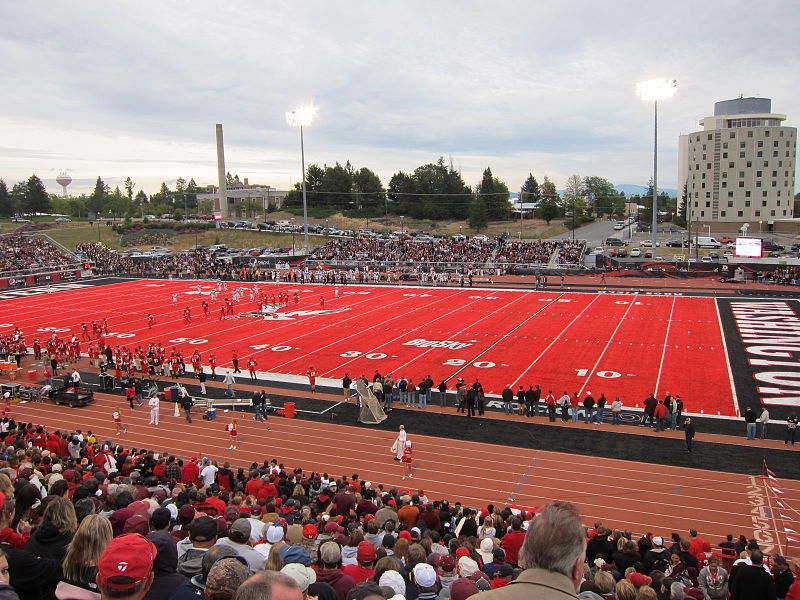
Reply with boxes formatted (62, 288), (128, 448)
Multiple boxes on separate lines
(148, 394), (160, 425)
(758, 407), (770, 439)
(70, 369), (81, 389)
(200, 459), (218, 487)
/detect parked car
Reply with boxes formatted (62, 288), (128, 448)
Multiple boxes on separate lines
(701, 256), (713, 263)
(641, 240), (660, 248)
(55, 217), (72, 223)
(604, 238), (628, 247)
(630, 248), (641, 257)
(665, 239), (686, 248)
(616, 248), (627, 258)
(472, 235), (490, 242)
(50, 387), (94, 408)
(613, 221), (626, 230)
(593, 246), (604, 254)
(452, 234), (467, 242)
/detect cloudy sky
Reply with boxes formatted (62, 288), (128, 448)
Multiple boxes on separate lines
(2, 0), (798, 197)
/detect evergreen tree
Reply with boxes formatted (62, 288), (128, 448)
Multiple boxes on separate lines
(477, 167), (511, 220)
(87, 176), (109, 217)
(468, 195), (488, 232)
(0, 179), (12, 218)
(124, 176), (135, 200)
(520, 174), (541, 204)
(22, 174), (50, 214)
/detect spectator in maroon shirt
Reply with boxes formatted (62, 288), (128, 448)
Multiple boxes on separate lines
(330, 486), (357, 518)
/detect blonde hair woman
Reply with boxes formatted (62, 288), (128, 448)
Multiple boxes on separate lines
(57, 514), (113, 599)
(25, 496), (77, 561)
(478, 516), (496, 539)
(594, 570), (614, 595)
(615, 579), (637, 600)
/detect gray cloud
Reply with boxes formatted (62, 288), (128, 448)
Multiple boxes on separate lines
(1, 0), (798, 195)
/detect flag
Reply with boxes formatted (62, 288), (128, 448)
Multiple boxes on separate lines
(785, 526), (797, 533)
(768, 473), (778, 481)
(772, 487), (784, 494)
(781, 513), (792, 520)
(788, 536), (799, 543)
(767, 467), (777, 477)
(777, 500), (787, 509)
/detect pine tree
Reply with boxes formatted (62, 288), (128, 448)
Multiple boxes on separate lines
(23, 174), (50, 214)
(0, 179), (12, 218)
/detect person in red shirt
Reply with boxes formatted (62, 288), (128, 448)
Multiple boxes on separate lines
(687, 528), (707, 563)
(342, 541), (376, 583)
(182, 457), (201, 486)
(307, 366), (317, 393)
(245, 472), (263, 498)
(500, 517), (527, 567)
(205, 485), (227, 516)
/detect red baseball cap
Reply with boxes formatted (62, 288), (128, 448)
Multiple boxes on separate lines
(97, 533), (157, 590)
(302, 524), (318, 539)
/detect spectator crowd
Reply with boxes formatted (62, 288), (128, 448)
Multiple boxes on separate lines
(0, 234), (76, 274)
(0, 418), (796, 600)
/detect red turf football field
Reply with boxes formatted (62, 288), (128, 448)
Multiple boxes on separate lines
(1, 279), (737, 416)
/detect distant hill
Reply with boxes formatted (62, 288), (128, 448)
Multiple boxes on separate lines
(615, 184), (678, 197)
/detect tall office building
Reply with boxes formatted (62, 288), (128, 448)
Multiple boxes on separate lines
(678, 97), (796, 231)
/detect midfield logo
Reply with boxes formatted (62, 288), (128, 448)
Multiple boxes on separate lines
(403, 338), (474, 350)
(230, 307), (351, 321)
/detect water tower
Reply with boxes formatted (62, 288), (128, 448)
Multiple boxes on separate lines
(56, 172), (72, 197)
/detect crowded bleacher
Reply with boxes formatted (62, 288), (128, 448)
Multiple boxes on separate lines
(309, 238), (586, 266)
(0, 418), (796, 600)
(0, 234), (76, 274)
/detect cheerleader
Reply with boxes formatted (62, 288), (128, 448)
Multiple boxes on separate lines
(401, 440), (413, 480)
(226, 419), (238, 450)
(112, 407), (126, 434)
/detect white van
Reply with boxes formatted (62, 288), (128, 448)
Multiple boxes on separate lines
(694, 236), (721, 248)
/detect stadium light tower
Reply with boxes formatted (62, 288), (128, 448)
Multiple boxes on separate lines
(636, 79), (677, 250)
(286, 104), (316, 252)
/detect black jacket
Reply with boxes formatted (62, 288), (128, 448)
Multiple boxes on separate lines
(731, 564), (775, 600)
(3, 543), (61, 600)
(24, 521), (72, 562)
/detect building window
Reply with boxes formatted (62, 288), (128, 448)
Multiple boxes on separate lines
(758, 151), (763, 157)
(772, 170), (777, 177)
(708, 134), (712, 140)
(701, 210), (705, 216)
(763, 191), (768, 197)
(738, 211), (743, 217)
(723, 142), (728, 149)
(702, 144), (707, 150)
(747, 161), (752, 167)
(722, 152), (727, 158)
(740, 142), (746, 148)
(757, 171), (762, 177)
(771, 210), (775, 216)
(727, 201), (734, 207)
(758, 141), (764, 147)
(729, 162), (734, 168)
(745, 191), (751, 197)
(756, 181), (762, 187)
(706, 192), (711, 198)
(722, 182), (727, 188)
(739, 182), (745, 187)
(748, 131), (753, 138)
(728, 192), (734, 198)
(740, 152), (746, 158)
(755, 210), (761, 216)
(702, 154), (706, 160)
(765, 130), (770, 137)
(772, 181), (777, 187)
(730, 132), (735, 138)
(762, 200), (767, 207)
(774, 141), (779, 147)
(706, 201), (711, 207)
(745, 201), (751, 207)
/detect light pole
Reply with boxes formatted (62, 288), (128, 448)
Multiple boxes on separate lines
(636, 79), (678, 251)
(291, 218), (296, 255)
(400, 215), (405, 233)
(286, 104), (316, 253)
(759, 220), (763, 234)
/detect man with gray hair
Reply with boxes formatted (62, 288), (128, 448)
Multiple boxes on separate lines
(234, 570), (303, 600)
(479, 500), (586, 600)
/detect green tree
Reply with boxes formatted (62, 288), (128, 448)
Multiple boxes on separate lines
(675, 182), (688, 227)
(320, 163), (353, 209)
(352, 167), (385, 211)
(67, 196), (87, 218)
(468, 195), (488, 232)
(583, 175), (620, 216)
(175, 177), (187, 210)
(538, 198), (559, 224)
(387, 171), (417, 216)
(519, 173), (541, 204)
(0, 179), (12, 218)
(10, 181), (27, 215)
(22, 174), (50, 214)
(477, 167), (511, 220)
(124, 176), (135, 200)
(198, 198), (214, 215)
(540, 176), (559, 210)
(794, 192), (800, 217)
(186, 178), (200, 210)
(87, 176), (108, 217)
